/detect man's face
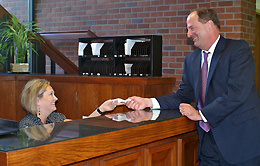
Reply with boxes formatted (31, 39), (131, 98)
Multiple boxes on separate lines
(186, 11), (210, 50)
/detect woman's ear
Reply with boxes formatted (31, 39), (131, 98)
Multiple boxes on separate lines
(36, 97), (41, 107)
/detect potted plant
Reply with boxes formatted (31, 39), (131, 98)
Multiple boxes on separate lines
(0, 13), (43, 73)
(0, 53), (6, 72)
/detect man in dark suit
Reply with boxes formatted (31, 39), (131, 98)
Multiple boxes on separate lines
(125, 8), (260, 166)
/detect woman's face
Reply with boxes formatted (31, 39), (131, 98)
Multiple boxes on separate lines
(37, 86), (58, 115)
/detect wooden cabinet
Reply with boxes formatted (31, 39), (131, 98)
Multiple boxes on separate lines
(69, 131), (198, 166)
(177, 131), (199, 166)
(0, 75), (175, 121)
(144, 138), (178, 166)
(100, 148), (143, 166)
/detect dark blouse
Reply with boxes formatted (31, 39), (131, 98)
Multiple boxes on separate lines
(19, 112), (66, 128)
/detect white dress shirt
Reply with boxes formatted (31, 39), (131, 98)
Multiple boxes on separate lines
(151, 35), (220, 121)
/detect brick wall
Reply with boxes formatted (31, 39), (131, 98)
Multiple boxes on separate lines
(1, 0), (256, 91)
(0, 0), (28, 21)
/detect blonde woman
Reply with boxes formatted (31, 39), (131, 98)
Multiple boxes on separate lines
(19, 79), (122, 128)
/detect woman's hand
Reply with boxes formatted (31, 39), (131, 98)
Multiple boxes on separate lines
(99, 99), (125, 112)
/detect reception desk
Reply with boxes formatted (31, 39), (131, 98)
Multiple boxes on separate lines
(0, 75), (175, 121)
(0, 110), (198, 166)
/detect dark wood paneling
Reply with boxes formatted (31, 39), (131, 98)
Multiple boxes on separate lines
(51, 82), (79, 119)
(0, 75), (175, 121)
(0, 76), (16, 120)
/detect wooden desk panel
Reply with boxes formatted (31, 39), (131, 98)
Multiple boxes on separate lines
(0, 75), (175, 121)
(0, 116), (197, 166)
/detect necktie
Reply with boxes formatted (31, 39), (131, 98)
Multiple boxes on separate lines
(199, 51), (210, 132)
(201, 51), (209, 105)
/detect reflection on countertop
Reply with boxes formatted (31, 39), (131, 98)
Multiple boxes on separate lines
(0, 109), (182, 152)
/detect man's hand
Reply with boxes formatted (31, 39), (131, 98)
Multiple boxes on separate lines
(179, 103), (202, 121)
(125, 110), (153, 123)
(126, 96), (153, 110)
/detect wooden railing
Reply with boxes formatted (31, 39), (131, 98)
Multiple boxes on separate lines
(37, 31), (97, 74)
(1, 4), (97, 74)
(0, 5), (10, 20)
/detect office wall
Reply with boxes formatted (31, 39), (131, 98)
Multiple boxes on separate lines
(0, 0), (256, 91)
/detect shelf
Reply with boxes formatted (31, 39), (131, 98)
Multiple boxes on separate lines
(78, 35), (162, 76)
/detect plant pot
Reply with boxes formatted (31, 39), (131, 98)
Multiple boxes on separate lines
(11, 63), (29, 73)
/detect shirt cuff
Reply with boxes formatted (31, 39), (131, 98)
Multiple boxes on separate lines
(151, 98), (160, 109)
(150, 98), (160, 120)
(199, 110), (208, 122)
(151, 110), (160, 120)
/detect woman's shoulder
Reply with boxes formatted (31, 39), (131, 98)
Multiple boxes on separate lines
(19, 113), (42, 128)
(47, 112), (66, 123)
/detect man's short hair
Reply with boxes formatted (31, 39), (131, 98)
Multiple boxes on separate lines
(196, 8), (220, 29)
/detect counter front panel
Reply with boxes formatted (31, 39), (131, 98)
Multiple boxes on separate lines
(0, 109), (198, 166)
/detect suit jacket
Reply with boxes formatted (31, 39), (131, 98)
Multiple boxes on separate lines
(156, 36), (260, 164)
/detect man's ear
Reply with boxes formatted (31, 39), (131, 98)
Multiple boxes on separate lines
(208, 20), (216, 28)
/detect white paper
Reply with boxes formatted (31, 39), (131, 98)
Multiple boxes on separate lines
(82, 115), (88, 119)
(112, 113), (131, 122)
(113, 98), (131, 104)
(124, 39), (143, 55)
(124, 63), (133, 74)
(91, 43), (104, 56)
(78, 42), (88, 56)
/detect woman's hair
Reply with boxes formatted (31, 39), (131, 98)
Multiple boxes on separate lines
(22, 123), (54, 141)
(21, 79), (50, 115)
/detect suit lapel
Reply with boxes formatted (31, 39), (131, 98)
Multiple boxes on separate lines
(206, 36), (226, 99)
(192, 49), (202, 104)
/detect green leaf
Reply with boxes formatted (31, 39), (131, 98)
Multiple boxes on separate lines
(0, 13), (43, 64)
